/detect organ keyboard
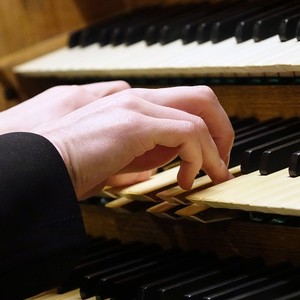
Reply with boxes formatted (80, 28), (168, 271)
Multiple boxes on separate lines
(6, 0), (300, 299)
(95, 116), (300, 220)
(11, 0), (300, 99)
(28, 236), (300, 300)
(13, 34), (300, 78)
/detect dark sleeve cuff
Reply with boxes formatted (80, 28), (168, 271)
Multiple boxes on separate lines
(0, 132), (88, 298)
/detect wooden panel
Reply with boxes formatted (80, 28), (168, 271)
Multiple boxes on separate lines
(0, 0), (126, 57)
(213, 84), (300, 120)
(81, 204), (300, 265)
(13, 76), (300, 121)
(0, 0), (127, 107)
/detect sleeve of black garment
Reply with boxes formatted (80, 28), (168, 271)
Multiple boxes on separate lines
(0, 132), (88, 299)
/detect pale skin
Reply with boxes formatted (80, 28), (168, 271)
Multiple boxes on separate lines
(0, 81), (234, 200)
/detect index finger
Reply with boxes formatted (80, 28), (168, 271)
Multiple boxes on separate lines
(128, 86), (234, 165)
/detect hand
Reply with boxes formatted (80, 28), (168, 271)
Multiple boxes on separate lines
(32, 85), (234, 200)
(0, 81), (130, 134)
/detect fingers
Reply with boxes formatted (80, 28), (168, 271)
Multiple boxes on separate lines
(31, 84), (233, 199)
(127, 86), (234, 165)
(46, 80), (130, 109)
(0, 81), (131, 134)
(78, 171), (155, 200)
(114, 95), (231, 188)
(100, 94), (232, 189)
(81, 80), (130, 98)
(150, 117), (232, 190)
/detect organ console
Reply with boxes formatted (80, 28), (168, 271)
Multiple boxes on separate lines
(4, 0), (300, 299)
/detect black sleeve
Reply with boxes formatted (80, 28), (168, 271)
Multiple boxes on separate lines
(0, 132), (88, 299)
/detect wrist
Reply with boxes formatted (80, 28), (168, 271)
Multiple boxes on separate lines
(32, 126), (76, 195)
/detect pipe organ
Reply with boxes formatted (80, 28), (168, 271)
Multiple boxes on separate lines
(6, 0), (300, 298)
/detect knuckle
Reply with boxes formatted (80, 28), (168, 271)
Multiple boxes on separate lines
(194, 117), (208, 132)
(117, 91), (141, 109)
(117, 88), (132, 99)
(115, 80), (131, 90)
(227, 126), (235, 143)
(45, 84), (89, 101)
(67, 85), (88, 97)
(194, 85), (219, 105)
(184, 117), (207, 136)
(46, 85), (68, 94)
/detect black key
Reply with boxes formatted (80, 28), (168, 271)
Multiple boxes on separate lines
(288, 150), (300, 177)
(158, 257), (263, 300)
(58, 241), (147, 292)
(253, 3), (300, 42)
(275, 290), (300, 300)
(195, 1), (252, 44)
(98, 25), (114, 46)
(98, 15), (134, 47)
(241, 131), (300, 174)
(94, 247), (184, 299)
(231, 117), (258, 132)
(158, 3), (213, 45)
(296, 19), (300, 41)
(227, 274), (300, 300)
(181, 1), (231, 44)
(124, 12), (166, 45)
(81, 9), (148, 47)
(279, 13), (300, 42)
(138, 252), (218, 300)
(259, 138), (300, 175)
(203, 263), (299, 300)
(229, 120), (300, 168)
(81, 259), (147, 299)
(144, 4), (199, 45)
(79, 22), (107, 47)
(79, 238), (122, 263)
(184, 274), (255, 299)
(82, 236), (110, 252)
(234, 122), (270, 138)
(186, 262), (292, 300)
(97, 8), (156, 46)
(80, 244), (164, 299)
(68, 30), (81, 48)
(235, 0), (291, 43)
(234, 117), (283, 142)
(210, 7), (260, 43)
(236, 117), (299, 137)
(111, 251), (217, 300)
(124, 5), (187, 45)
(111, 7), (160, 46)
(235, 18), (257, 43)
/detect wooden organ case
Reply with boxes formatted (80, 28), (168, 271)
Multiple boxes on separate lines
(4, 0), (300, 299)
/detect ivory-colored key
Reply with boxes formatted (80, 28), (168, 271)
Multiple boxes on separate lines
(202, 169), (288, 211)
(105, 196), (154, 213)
(96, 185), (120, 199)
(175, 203), (210, 218)
(263, 176), (300, 216)
(249, 188), (300, 216)
(156, 174), (214, 204)
(116, 166), (180, 202)
(186, 166), (252, 209)
(157, 165), (241, 205)
(229, 169), (296, 212)
(184, 207), (241, 223)
(146, 201), (183, 219)
(27, 288), (82, 299)
(15, 32), (300, 79)
(200, 168), (300, 217)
